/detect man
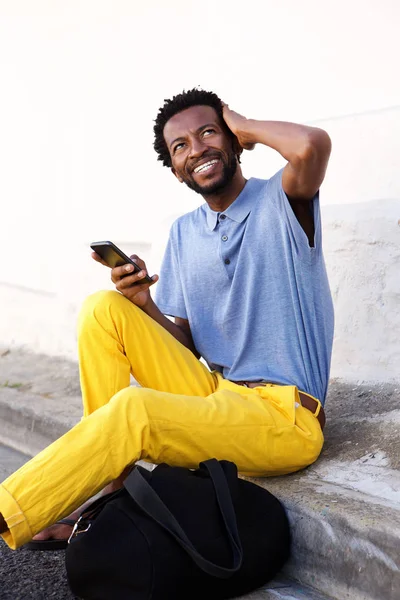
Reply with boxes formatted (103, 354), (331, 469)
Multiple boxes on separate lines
(0, 89), (333, 549)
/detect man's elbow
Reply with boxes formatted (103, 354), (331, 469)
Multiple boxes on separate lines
(300, 128), (332, 163)
(285, 129), (332, 200)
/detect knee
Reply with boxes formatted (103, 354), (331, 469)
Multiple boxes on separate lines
(78, 290), (126, 332)
(80, 290), (120, 316)
(107, 386), (149, 424)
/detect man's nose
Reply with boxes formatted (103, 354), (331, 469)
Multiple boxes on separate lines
(188, 137), (207, 158)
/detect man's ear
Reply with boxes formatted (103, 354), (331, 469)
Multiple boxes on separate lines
(171, 167), (184, 183)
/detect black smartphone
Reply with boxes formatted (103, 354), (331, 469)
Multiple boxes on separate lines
(90, 241), (154, 285)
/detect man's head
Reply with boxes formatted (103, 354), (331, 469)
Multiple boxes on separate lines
(153, 89), (242, 196)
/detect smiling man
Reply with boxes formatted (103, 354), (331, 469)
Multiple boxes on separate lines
(0, 89), (333, 549)
(164, 104), (240, 197)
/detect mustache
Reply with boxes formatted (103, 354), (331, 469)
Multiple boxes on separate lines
(188, 152), (223, 174)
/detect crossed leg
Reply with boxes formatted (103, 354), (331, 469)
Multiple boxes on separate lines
(0, 291), (323, 549)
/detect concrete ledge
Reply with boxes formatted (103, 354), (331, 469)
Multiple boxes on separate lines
(0, 387), (81, 456)
(252, 474), (400, 600)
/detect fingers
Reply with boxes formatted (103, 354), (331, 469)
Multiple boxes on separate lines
(110, 263), (136, 282)
(221, 103), (255, 152)
(111, 254), (152, 284)
(221, 102), (231, 119)
(113, 267), (155, 288)
(91, 249), (158, 293)
(115, 272), (158, 295)
(91, 248), (159, 306)
(130, 254), (145, 269)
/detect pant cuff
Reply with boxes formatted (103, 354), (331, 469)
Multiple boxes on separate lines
(0, 484), (32, 549)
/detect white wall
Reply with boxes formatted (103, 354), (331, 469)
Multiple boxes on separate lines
(316, 107), (400, 382)
(1, 1), (399, 383)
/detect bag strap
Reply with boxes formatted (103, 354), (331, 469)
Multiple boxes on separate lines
(123, 459), (243, 579)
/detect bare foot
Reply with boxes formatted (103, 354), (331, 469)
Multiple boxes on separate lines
(31, 504), (89, 542)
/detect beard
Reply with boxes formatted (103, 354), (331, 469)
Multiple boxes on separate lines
(181, 152), (238, 196)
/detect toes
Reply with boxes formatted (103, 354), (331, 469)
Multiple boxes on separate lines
(32, 524), (73, 541)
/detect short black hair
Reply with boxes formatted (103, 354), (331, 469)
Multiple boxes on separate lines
(153, 88), (229, 168)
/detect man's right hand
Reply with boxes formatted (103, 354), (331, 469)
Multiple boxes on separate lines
(91, 252), (158, 308)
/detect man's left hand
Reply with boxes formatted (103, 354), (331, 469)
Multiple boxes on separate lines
(222, 103), (256, 151)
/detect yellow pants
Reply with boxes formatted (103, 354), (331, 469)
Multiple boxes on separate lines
(0, 291), (324, 549)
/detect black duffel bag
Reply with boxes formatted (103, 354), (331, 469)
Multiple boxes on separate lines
(65, 459), (290, 599)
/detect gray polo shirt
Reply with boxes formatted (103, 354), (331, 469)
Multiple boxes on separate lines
(155, 169), (334, 403)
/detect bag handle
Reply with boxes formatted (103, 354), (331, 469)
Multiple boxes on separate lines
(123, 459), (243, 579)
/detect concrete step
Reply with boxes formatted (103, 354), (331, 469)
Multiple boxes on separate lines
(0, 385), (81, 456)
(1, 348), (399, 600)
(251, 473), (400, 600)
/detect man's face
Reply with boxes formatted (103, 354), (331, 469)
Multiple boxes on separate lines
(163, 105), (238, 195)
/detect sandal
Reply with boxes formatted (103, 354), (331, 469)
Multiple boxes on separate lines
(25, 518), (76, 551)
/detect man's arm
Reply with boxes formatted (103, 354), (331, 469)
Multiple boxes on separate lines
(142, 300), (200, 358)
(222, 105), (332, 201)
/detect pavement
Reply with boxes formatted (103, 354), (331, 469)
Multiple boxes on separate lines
(0, 347), (399, 599)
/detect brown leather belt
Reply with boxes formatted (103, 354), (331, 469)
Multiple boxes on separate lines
(233, 381), (325, 430)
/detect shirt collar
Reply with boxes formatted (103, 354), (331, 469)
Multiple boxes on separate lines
(204, 178), (256, 231)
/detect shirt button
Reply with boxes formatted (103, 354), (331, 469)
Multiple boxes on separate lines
(224, 258), (230, 265)
(221, 235), (228, 242)
(219, 214), (226, 220)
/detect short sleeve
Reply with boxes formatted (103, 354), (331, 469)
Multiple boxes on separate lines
(267, 168), (322, 256)
(155, 225), (188, 319)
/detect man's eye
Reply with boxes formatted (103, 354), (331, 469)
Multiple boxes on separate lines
(174, 143), (184, 152)
(203, 129), (215, 137)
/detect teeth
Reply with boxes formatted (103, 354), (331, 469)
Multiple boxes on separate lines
(194, 159), (218, 173)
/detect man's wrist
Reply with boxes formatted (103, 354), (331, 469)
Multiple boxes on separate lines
(140, 295), (156, 316)
(239, 119), (260, 145)
(235, 118), (258, 147)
